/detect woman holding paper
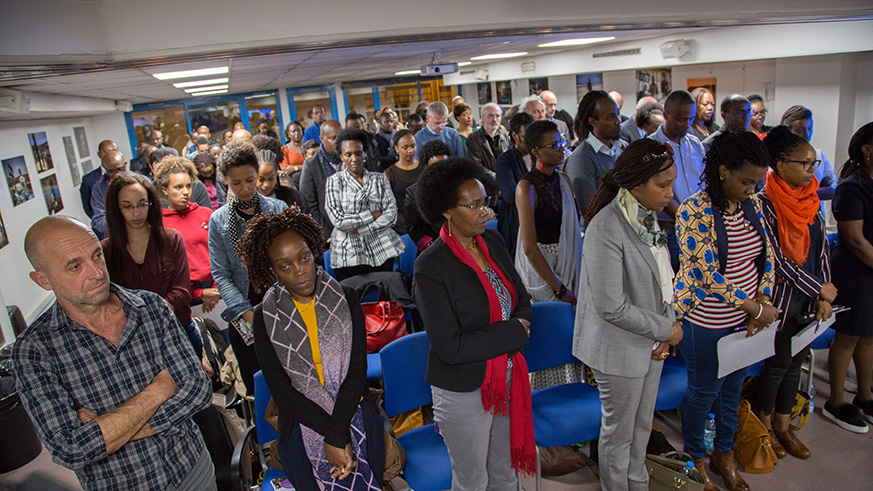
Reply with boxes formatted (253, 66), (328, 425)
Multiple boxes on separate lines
(750, 125), (834, 458)
(673, 131), (778, 491)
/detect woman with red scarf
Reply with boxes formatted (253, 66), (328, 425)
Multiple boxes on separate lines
(414, 157), (536, 490)
(752, 125), (835, 457)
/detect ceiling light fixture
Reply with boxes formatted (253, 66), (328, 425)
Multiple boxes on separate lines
(470, 52), (528, 61)
(458, 62), (472, 67)
(184, 85), (229, 93)
(173, 78), (229, 88)
(152, 66), (229, 80)
(538, 37), (615, 48)
(394, 69), (421, 76)
(191, 89), (229, 97)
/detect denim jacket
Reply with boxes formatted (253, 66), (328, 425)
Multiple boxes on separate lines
(208, 194), (287, 323)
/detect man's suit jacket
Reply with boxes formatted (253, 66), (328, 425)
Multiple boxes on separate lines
(80, 168), (102, 218)
(299, 155), (334, 240)
(619, 117), (642, 144)
(414, 229), (532, 392)
(466, 128), (511, 172)
(554, 110), (576, 142)
(572, 200), (674, 378)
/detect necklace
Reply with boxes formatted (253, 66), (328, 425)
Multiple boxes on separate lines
(296, 296), (316, 313)
(465, 239), (478, 252)
(724, 209), (752, 230)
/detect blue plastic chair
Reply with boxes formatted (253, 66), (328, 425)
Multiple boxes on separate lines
(323, 250), (336, 278)
(655, 355), (688, 411)
(525, 302), (602, 491)
(380, 332), (452, 491)
(231, 371), (285, 490)
(366, 353), (382, 380)
(396, 234), (417, 275)
(486, 219), (498, 230)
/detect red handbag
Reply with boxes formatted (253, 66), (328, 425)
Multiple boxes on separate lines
(361, 301), (407, 353)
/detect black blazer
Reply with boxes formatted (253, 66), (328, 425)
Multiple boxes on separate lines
(414, 228), (532, 392)
(299, 155), (333, 240)
(253, 284), (367, 448)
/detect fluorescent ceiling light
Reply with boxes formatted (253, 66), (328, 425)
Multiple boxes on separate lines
(173, 78), (229, 88)
(152, 66), (229, 80)
(192, 89), (229, 97)
(184, 85), (228, 93)
(395, 69), (420, 76)
(470, 52), (528, 61)
(538, 37), (616, 48)
(458, 62), (472, 67)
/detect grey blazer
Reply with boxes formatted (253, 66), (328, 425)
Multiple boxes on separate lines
(298, 155), (333, 241)
(618, 117), (642, 144)
(572, 199), (674, 378)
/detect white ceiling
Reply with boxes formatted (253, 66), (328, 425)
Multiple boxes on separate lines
(0, 0), (871, 106)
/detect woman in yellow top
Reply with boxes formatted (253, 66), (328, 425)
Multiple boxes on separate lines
(238, 207), (385, 491)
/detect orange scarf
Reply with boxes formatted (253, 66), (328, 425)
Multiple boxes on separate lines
(764, 170), (820, 265)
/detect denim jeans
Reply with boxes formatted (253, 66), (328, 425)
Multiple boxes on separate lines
(678, 320), (748, 459)
(663, 224), (680, 272)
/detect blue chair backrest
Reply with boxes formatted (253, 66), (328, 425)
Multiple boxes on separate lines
(323, 250), (336, 278)
(253, 370), (279, 445)
(486, 220), (497, 230)
(397, 234), (417, 275)
(525, 302), (578, 373)
(381, 331), (432, 417)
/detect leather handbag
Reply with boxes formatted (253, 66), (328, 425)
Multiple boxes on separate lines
(645, 451), (704, 491)
(734, 399), (778, 473)
(361, 301), (407, 353)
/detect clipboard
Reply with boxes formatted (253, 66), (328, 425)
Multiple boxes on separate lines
(716, 321), (780, 378)
(790, 317), (836, 356)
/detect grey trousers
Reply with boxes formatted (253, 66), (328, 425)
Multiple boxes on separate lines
(591, 358), (663, 491)
(167, 445), (218, 491)
(432, 383), (517, 491)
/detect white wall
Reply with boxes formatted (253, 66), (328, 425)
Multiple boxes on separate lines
(0, 115), (126, 344)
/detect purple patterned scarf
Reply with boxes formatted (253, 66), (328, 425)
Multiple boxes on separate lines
(263, 269), (379, 490)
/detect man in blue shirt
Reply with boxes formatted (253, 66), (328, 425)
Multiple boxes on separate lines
(14, 216), (214, 490)
(80, 140), (117, 219)
(302, 104), (328, 143)
(414, 101), (464, 159)
(649, 90), (706, 270)
(89, 150), (128, 240)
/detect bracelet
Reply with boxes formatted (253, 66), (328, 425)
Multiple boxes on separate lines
(754, 303), (763, 320)
(554, 283), (567, 299)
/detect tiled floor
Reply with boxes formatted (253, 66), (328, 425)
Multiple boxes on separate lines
(3, 351), (873, 490)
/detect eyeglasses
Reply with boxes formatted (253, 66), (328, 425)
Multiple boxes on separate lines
(456, 197), (491, 212)
(730, 109), (751, 118)
(534, 138), (567, 152)
(642, 143), (674, 163)
(784, 159), (822, 172)
(120, 202), (151, 212)
(751, 109), (768, 117)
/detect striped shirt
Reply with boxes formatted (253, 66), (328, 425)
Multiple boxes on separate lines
(12, 285), (211, 490)
(686, 208), (763, 329)
(484, 266), (512, 321)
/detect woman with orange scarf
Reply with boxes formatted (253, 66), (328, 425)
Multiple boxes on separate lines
(752, 125), (835, 458)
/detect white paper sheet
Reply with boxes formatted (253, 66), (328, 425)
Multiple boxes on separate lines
(192, 300), (228, 328)
(716, 321), (780, 378)
(791, 316), (836, 356)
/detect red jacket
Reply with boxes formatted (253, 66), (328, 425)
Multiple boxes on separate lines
(163, 203), (214, 300)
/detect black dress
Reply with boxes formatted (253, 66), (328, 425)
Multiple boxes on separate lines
(520, 168), (562, 245)
(831, 169), (873, 336)
(384, 163), (423, 235)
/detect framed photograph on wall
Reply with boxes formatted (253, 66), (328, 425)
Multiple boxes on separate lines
(28, 131), (54, 173)
(74, 126), (90, 158)
(2, 155), (35, 206)
(63, 136), (82, 187)
(528, 78), (548, 95)
(576, 73), (604, 103)
(496, 81), (512, 105)
(40, 173), (64, 215)
(81, 159), (94, 174)
(0, 210), (8, 250)
(636, 68), (672, 102)
(477, 82), (493, 105)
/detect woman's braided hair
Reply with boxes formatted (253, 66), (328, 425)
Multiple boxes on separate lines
(235, 206), (326, 293)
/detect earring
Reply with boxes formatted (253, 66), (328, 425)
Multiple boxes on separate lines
(447, 217), (453, 236)
(720, 174), (725, 181)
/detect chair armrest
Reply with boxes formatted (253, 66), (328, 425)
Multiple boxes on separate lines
(230, 424), (266, 491)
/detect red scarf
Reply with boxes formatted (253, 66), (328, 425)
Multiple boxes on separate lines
(439, 225), (537, 475)
(764, 170), (820, 266)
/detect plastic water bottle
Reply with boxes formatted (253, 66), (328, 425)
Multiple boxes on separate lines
(682, 461), (695, 478)
(704, 413), (716, 455)
(809, 376), (816, 411)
